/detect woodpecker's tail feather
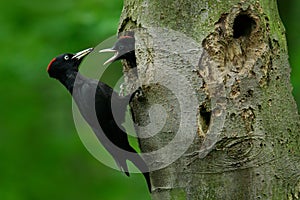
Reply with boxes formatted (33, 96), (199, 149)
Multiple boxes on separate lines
(94, 123), (151, 191)
(142, 171), (151, 192)
(113, 151), (151, 192)
(114, 158), (130, 177)
(127, 151), (151, 192)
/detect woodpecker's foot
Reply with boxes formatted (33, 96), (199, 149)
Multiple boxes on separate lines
(130, 87), (145, 102)
(134, 86), (144, 97)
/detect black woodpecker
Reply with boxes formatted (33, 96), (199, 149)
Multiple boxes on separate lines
(99, 35), (136, 67)
(47, 47), (151, 192)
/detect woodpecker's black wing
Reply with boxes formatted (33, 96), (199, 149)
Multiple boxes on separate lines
(71, 74), (111, 128)
(71, 73), (128, 148)
(71, 74), (151, 191)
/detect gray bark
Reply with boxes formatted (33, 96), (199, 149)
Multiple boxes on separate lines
(119, 0), (300, 199)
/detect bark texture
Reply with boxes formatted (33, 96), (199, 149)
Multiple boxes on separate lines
(119, 0), (300, 199)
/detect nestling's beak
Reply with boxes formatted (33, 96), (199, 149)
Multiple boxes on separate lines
(72, 48), (94, 60)
(99, 48), (118, 65)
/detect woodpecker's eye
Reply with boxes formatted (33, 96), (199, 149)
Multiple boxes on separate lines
(64, 55), (69, 60)
(118, 45), (124, 51)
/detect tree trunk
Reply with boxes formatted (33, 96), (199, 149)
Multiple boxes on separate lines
(119, 0), (300, 199)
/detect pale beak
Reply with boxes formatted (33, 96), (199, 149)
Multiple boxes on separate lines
(72, 48), (94, 60)
(99, 48), (118, 65)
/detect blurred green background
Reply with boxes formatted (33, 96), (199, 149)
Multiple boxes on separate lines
(0, 0), (298, 199)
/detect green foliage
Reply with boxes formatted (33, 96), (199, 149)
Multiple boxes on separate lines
(278, 0), (300, 110)
(0, 0), (150, 199)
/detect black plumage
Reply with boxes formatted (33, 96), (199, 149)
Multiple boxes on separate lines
(47, 48), (150, 191)
(99, 35), (136, 67)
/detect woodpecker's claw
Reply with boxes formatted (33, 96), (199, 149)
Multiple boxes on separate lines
(130, 87), (145, 102)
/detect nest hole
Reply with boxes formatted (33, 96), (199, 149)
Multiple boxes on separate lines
(233, 14), (256, 38)
(199, 104), (211, 133)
